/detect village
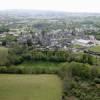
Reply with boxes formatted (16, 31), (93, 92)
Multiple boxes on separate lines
(0, 11), (100, 54)
(0, 27), (100, 53)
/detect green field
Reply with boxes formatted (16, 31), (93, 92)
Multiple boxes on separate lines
(0, 74), (62, 100)
(0, 47), (8, 65)
(89, 46), (100, 52)
(18, 61), (63, 69)
(11, 61), (64, 74)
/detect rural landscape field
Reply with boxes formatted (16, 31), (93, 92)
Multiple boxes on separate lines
(0, 0), (100, 100)
(0, 75), (62, 100)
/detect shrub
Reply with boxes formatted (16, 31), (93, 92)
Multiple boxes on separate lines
(94, 78), (100, 84)
(63, 79), (79, 96)
(58, 62), (71, 77)
(81, 54), (94, 65)
(69, 62), (90, 80)
(0, 66), (7, 73)
(7, 66), (21, 73)
(90, 66), (99, 79)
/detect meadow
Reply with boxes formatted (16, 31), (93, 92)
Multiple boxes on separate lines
(0, 74), (62, 100)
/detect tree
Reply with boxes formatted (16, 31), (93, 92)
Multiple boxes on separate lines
(27, 39), (33, 46)
(81, 54), (93, 65)
(0, 26), (9, 33)
(2, 40), (6, 46)
(87, 54), (93, 65)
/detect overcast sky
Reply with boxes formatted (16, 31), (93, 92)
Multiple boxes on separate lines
(0, 0), (100, 13)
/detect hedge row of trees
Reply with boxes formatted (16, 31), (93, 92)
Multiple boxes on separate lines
(0, 66), (59, 74)
(5, 45), (94, 66)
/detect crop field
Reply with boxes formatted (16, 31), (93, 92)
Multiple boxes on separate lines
(0, 47), (8, 65)
(0, 74), (62, 100)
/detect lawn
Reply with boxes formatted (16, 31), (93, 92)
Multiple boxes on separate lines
(0, 74), (62, 100)
(0, 47), (8, 65)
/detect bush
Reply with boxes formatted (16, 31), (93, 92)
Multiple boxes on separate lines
(57, 63), (69, 79)
(69, 62), (90, 80)
(90, 67), (99, 79)
(94, 78), (100, 84)
(7, 66), (20, 73)
(63, 78), (81, 97)
(21, 67), (33, 74)
(0, 66), (7, 73)
(81, 54), (93, 65)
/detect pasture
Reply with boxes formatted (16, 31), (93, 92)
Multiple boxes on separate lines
(20, 61), (62, 68)
(89, 46), (100, 52)
(0, 74), (62, 100)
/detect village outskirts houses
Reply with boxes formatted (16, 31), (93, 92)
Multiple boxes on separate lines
(0, 27), (100, 51)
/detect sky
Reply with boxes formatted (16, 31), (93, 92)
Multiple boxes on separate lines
(0, 0), (100, 13)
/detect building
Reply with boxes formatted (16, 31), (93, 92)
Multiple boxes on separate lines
(72, 39), (94, 47)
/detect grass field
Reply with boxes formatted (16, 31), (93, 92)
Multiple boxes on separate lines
(0, 47), (8, 65)
(0, 74), (62, 100)
(73, 44), (83, 48)
(89, 46), (100, 52)
(18, 61), (63, 69)
(13, 61), (64, 74)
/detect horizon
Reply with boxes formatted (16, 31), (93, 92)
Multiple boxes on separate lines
(1, 9), (100, 14)
(0, 0), (100, 13)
